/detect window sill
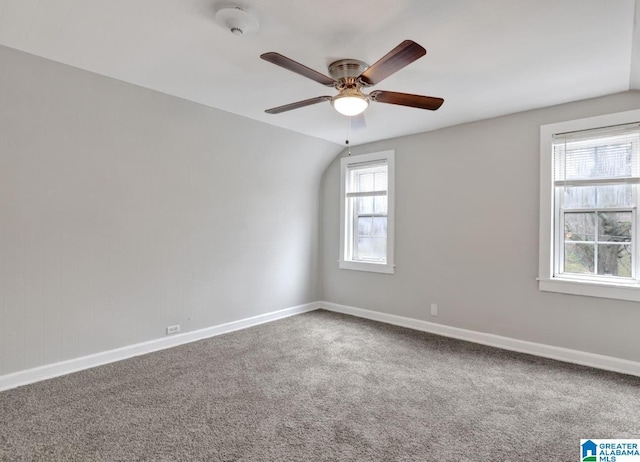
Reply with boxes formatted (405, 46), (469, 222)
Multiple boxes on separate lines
(339, 260), (395, 274)
(538, 277), (640, 302)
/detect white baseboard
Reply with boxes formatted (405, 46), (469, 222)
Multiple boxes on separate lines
(0, 302), (320, 392)
(319, 301), (640, 377)
(4, 300), (637, 392)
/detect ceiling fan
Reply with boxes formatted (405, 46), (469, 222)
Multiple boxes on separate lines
(260, 40), (444, 117)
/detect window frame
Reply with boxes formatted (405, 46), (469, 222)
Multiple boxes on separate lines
(539, 109), (640, 301)
(339, 150), (395, 274)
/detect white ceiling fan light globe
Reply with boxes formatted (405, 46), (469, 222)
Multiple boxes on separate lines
(331, 94), (369, 116)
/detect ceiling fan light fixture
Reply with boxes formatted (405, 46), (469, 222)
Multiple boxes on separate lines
(331, 90), (369, 116)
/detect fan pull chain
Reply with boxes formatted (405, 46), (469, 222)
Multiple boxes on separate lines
(346, 116), (352, 155)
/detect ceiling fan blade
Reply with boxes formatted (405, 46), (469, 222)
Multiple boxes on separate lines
(265, 96), (332, 114)
(261, 52), (336, 87)
(369, 90), (444, 111)
(359, 40), (426, 86)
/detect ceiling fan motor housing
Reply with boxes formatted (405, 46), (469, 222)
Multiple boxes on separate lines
(328, 59), (369, 87)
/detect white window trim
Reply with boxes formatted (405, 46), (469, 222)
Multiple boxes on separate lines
(339, 150), (395, 274)
(539, 108), (640, 301)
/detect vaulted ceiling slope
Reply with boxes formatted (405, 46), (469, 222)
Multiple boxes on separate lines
(1, 0), (638, 146)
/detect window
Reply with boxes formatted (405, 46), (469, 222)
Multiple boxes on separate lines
(340, 150), (395, 274)
(539, 109), (640, 301)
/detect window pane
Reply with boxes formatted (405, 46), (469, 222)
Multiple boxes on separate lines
(357, 197), (373, 214)
(564, 212), (596, 241)
(564, 143), (633, 180)
(563, 186), (596, 208)
(563, 184), (632, 209)
(358, 172), (375, 192)
(597, 244), (632, 277)
(596, 185), (633, 208)
(355, 237), (386, 262)
(598, 212), (632, 242)
(374, 172), (388, 191)
(356, 237), (372, 259)
(348, 164), (388, 193)
(374, 196), (387, 215)
(372, 217), (387, 237)
(372, 238), (386, 260)
(358, 217), (372, 237)
(564, 243), (594, 274)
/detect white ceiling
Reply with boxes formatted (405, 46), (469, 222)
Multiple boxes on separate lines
(1, 0), (638, 146)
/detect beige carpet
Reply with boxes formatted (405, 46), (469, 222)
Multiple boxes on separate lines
(1, 310), (639, 461)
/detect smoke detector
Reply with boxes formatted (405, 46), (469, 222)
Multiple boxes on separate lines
(214, 6), (259, 36)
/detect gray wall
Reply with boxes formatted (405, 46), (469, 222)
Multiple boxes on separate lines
(2, 42), (639, 379)
(0, 46), (340, 376)
(320, 91), (640, 363)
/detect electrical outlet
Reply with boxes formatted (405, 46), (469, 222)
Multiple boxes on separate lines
(166, 324), (180, 335)
(430, 304), (438, 317)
